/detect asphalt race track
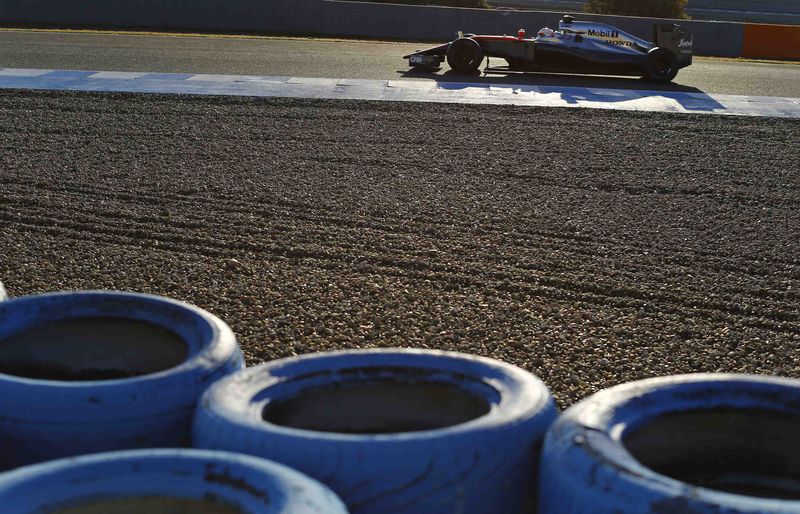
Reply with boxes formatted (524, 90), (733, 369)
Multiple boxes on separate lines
(1, 89), (798, 406)
(1, 29), (799, 98)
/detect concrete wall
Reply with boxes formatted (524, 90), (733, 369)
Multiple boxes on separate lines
(0, 0), (797, 59)
(487, 0), (800, 24)
(0, 0), (320, 33)
(688, 0), (800, 24)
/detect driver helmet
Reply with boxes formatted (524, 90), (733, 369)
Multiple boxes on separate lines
(538, 27), (555, 38)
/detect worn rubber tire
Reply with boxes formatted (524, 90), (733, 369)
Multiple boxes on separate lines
(0, 291), (244, 470)
(446, 38), (484, 74)
(0, 448), (349, 514)
(193, 349), (557, 514)
(643, 47), (679, 83)
(539, 374), (800, 514)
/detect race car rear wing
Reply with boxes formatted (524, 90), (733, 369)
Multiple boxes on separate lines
(654, 24), (693, 68)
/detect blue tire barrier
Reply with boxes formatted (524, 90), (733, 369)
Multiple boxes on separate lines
(0, 290), (244, 470)
(0, 448), (349, 514)
(539, 373), (800, 514)
(193, 348), (558, 514)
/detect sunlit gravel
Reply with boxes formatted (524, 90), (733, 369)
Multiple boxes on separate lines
(1, 90), (799, 407)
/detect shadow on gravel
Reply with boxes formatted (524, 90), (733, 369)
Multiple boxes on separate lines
(401, 68), (700, 92)
(398, 68), (726, 113)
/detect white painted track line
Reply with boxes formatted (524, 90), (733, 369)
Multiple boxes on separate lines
(1, 68), (798, 118)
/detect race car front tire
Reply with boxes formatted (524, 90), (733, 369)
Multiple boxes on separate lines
(643, 47), (679, 83)
(447, 38), (484, 74)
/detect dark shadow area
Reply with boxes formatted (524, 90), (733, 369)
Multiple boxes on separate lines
(397, 66), (727, 112)
(0, 317), (187, 381)
(263, 376), (491, 434)
(400, 66), (700, 93)
(626, 409), (800, 499)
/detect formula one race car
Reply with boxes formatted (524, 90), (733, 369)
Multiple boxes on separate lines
(404, 15), (693, 82)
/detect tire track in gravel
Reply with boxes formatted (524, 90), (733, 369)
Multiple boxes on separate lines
(4, 176), (796, 278)
(4, 181), (796, 315)
(4, 190), (798, 327)
(1, 90), (799, 406)
(5, 206), (800, 359)
(2, 203), (798, 319)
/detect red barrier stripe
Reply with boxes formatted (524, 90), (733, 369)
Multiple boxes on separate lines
(742, 23), (800, 60)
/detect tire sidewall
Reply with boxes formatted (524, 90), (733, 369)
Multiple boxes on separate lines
(540, 374), (800, 514)
(644, 47), (679, 82)
(0, 449), (348, 514)
(0, 291), (244, 467)
(447, 38), (484, 73)
(194, 349), (557, 514)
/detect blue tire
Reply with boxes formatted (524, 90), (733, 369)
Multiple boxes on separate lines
(0, 448), (349, 513)
(0, 291), (244, 470)
(193, 349), (557, 514)
(540, 374), (800, 514)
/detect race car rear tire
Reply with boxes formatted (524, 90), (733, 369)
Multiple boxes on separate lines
(447, 38), (484, 74)
(539, 373), (800, 513)
(193, 348), (558, 514)
(643, 47), (679, 83)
